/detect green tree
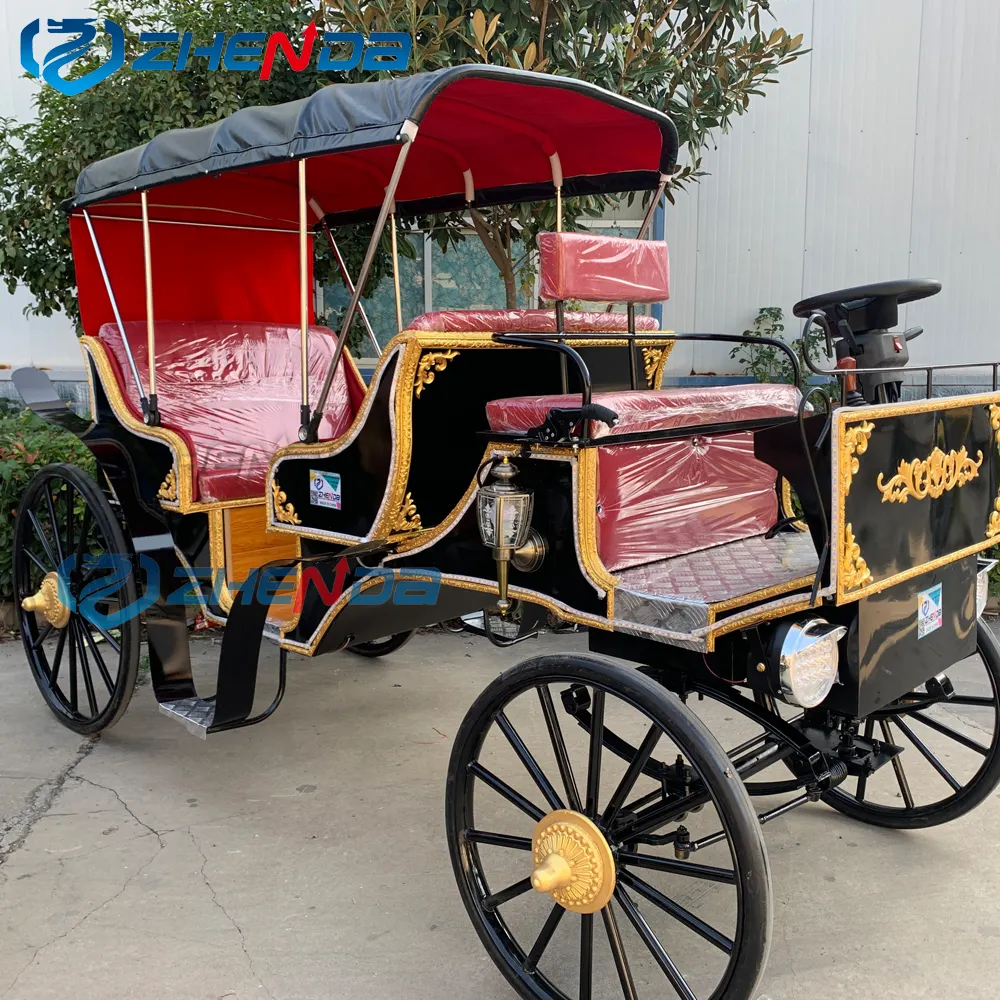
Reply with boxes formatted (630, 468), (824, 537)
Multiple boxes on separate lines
(0, 0), (803, 321)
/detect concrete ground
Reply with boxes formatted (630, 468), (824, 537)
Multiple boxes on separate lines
(1, 627), (999, 1000)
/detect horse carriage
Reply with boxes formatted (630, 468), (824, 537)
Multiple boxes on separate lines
(12, 66), (1000, 1000)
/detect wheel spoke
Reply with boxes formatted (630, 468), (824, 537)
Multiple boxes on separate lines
(464, 830), (532, 851)
(909, 710), (990, 756)
(68, 624), (78, 713)
(524, 903), (565, 973)
(617, 850), (736, 885)
(603, 725), (661, 827)
(601, 903), (637, 1000)
(25, 548), (50, 575)
(585, 689), (605, 818)
(496, 712), (564, 811)
(880, 719), (915, 808)
(616, 888), (697, 1000)
(538, 685), (582, 811)
(29, 622), (54, 651)
(579, 912), (593, 1000)
(892, 715), (962, 793)
(946, 695), (996, 707)
(49, 627), (67, 688)
(469, 761), (546, 821)
(78, 619), (116, 695)
(74, 505), (93, 571)
(27, 510), (57, 568)
(64, 483), (75, 571)
(856, 716), (875, 802)
(85, 618), (122, 655)
(42, 488), (65, 565)
(73, 621), (99, 717)
(483, 876), (533, 911)
(619, 869), (733, 954)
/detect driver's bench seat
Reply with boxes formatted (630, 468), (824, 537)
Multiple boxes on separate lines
(485, 232), (799, 572)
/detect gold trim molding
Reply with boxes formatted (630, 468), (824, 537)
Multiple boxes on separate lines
(842, 523), (872, 591)
(842, 420), (875, 496)
(877, 446), (983, 504)
(414, 349), (458, 398)
(272, 480), (302, 525)
(157, 468), (178, 503)
(391, 491), (422, 532)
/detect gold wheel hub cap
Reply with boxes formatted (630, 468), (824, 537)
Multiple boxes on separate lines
(21, 572), (70, 629)
(530, 809), (616, 914)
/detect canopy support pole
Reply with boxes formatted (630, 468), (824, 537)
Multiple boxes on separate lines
(390, 212), (403, 335)
(317, 218), (381, 357)
(140, 192), (159, 426)
(304, 122), (418, 442)
(82, 210), (149, 419)
(638, 174), (668, 239)
(298, 158), (310, 431)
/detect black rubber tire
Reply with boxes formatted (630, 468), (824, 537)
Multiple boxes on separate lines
(14, 463), (140, 734)
(347, 630), (415, 658)
(446, 653), (772, 1000)
(820, 620), (1000, 829)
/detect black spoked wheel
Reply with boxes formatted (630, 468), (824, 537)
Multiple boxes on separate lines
(347, 630), (415, 658)
(14, 463), (140, 734)
(447, 654), (771, 1000)
(818, 620), (1000, 828)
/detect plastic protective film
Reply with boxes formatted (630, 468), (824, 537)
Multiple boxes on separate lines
(407, 309), (660, 333)
(537, 232), (670, 304)
(94, 321), (365, 502)
(486, 382), (802, 572)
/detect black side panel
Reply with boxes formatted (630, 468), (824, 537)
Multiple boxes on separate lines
(829, 556), (978, 717)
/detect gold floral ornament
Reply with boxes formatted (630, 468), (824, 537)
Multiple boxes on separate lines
(989, 403), (1000, 433)
(842, 523), (872, 591)
(414, 350), (458, 398)
(876, 446), (983, 504)
(157, 468), (178, 503)
(271, 480), (301, 525)
(842, 421), (875, 496)
(987, 405), (1000, 538)
(391, 491), (422, 532)
(641, 347), (665, 388)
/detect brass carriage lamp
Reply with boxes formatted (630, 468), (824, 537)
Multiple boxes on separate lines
(476, 458), (534, 614)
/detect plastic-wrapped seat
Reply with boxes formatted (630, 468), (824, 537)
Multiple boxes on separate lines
(91, 321), (365, 503)
(407, 309), (660, 334)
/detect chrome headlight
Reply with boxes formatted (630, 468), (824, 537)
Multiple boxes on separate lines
(774, 618), (846, 708)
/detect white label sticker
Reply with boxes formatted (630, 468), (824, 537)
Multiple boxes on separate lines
(917, 584), (943, 639)
(309, 470), (342, 510)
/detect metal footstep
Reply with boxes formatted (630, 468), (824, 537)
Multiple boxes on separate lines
(159, 698), (216, 738)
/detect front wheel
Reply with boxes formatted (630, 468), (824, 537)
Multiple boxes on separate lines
(14, 463), (141, 734)
(820, 619), (1000, 828)
(447, 653), (771, 1000)
(346, 630), (415, 658)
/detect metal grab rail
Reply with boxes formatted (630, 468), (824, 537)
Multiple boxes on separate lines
(801, 311), (1000, 397)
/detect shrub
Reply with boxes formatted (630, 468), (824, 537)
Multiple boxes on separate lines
(0, 400), (95, 602)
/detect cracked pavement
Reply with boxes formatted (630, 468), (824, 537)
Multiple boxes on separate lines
(1, 629), (999, 999)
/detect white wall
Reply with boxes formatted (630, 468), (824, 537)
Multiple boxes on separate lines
(1, 0), (88, 372)
(2, 0), (998, 375)
(663, 0), (1000, 375)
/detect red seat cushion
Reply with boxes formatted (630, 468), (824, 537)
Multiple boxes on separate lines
(407, 309), (660, 334)
(486, 384), (801, 571)
(537, 232), (670, 304)
(91, 321), (365, 503)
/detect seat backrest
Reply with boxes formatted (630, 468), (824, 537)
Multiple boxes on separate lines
(538, 232), (670, 304)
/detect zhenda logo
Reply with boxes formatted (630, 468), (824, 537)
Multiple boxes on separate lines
(21, 18), (412, 96)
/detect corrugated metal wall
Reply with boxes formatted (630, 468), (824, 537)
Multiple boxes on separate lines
(2, 0), (997, 374)
(663, 0), (1000, 376)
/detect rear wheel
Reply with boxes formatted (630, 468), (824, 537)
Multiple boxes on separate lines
(820, 620), (1000, 828)
(347, 630), (415, 658)
(14, 463), (140, 734)
(447, 653), (771, 1000)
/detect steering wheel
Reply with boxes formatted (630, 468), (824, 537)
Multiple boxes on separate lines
(793, 279), (941, 318)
